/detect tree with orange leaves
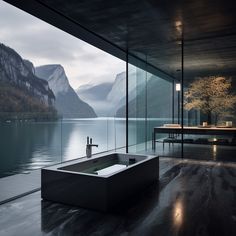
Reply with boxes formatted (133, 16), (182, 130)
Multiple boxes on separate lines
(184, 76), (236, 125)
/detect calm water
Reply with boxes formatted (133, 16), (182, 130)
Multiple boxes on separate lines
(0, 118), (127, 178)
(0, 117), (169, 178)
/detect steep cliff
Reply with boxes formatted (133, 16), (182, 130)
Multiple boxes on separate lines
(35, 65), (97, 118)
(0, 43), (56, 119)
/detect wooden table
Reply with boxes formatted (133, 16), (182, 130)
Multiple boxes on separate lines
(153, 126), (236, 150)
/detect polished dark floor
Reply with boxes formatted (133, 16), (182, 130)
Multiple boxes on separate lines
(152, 142), (236, 162)
(1, 158), (236, 236)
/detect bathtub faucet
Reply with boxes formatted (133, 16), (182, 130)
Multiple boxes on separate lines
(86, 136), (98, 158)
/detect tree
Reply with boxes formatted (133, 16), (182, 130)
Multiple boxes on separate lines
(184, 76), (236, 125)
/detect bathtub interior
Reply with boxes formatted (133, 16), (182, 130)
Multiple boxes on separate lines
(58, 153), (148, 175)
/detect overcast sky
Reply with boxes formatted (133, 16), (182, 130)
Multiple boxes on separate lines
(0, 1), (125, 89)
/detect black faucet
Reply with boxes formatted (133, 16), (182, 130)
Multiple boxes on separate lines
(86, 136), (98, 158)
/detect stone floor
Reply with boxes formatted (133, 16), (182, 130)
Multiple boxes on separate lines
(0, 157), (236, 236)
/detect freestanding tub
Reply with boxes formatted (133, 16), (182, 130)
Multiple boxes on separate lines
(41, 153), (159, 212)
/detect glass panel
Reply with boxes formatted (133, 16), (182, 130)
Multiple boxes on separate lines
(183, 37), (236, 162)
(127, 55), (180, 156)
(127, 60), (147, 152)
(0, 1), (126, 204)
(146, 73), (180, 157)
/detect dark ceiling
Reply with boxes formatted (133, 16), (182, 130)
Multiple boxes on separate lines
(4, 0), (236, 80)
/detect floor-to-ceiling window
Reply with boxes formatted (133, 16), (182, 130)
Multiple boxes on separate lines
(0, 1), (126, 181)
(183, 35), (236, 162)
(126, 55), (178, 156)
(126, 57), (147, 152)
(146, 72), (177, 156)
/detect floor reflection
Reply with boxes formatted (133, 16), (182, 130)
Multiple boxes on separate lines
(1, 158), (236, 236)
(213, 144), (217, 161)
(40, 183), (161, 235)
(173, 198), (184, 228)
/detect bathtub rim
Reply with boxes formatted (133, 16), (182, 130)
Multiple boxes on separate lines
(42, 152), (159, 178)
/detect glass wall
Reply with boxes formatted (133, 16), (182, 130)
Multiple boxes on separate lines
(0, 1), (126, 181)
(126, 34), (236, 161)
(127, 55), (178, 156)
(127, 60), (147, 152)
(146, 73), (178, 158)
(183, 37), (236, 162)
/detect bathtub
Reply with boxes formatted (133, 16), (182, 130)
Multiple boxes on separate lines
(41, 153), (159, 212)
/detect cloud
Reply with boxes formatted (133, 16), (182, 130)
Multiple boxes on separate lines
(0, 1), (125, 88)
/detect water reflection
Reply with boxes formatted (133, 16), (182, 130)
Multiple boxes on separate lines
(0, 118), (126, 177)
(0, 117), (169, 177)
(0, 121), (61, 177)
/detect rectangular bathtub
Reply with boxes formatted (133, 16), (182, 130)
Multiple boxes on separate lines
(41, 153), (159, 212)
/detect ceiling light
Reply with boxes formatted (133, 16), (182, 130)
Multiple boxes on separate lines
(175, 21), (182, 27)
(176, 83), (181, 91)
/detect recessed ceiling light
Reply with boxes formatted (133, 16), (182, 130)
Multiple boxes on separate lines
(175, 21), (182, 27)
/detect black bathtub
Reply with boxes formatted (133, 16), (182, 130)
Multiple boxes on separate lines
(41, 153), (159, 212)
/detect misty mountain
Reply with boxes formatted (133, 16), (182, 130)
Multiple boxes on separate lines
(106, 72), (126, 105)
(0, 43), (56, 119)
(35, 65), (97, 118)
(107, 71), (138, 113)
(77, 82), (113, 101)
(77, 72), (126, 116)
(116, 75), (174, 118)
(76, 70), (175, 118)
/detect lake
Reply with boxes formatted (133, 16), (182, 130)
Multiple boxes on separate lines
(0, 117), (169, 178)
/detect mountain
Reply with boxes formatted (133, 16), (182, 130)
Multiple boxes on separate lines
(106, 72), (126, 105)
(35, 65), (97, 118)
(23, 59), (35, 74)
(76, 72), (126, 116)
(0, 43), (56, 120)
(116, 75), (175, 118)
(77, 82), (113, 101)
(76, 71), (175, 118)
(76, 82), (114, 116)
(106, 71), (138, 113)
